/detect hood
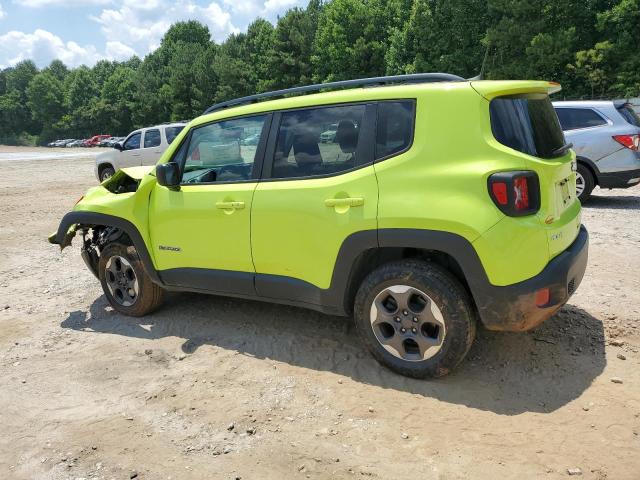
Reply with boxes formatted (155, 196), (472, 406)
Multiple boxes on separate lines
(120, 165), (154, 180)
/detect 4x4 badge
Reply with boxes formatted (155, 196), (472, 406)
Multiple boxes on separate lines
(159, 245), (181, 252)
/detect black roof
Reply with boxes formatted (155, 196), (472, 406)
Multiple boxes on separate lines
(203, 73), (464, 114)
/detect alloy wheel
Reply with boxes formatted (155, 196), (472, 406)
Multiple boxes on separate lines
(575, 171), (585, 197)
(369, 285), (446, 361)
(104, 255), (139, 307)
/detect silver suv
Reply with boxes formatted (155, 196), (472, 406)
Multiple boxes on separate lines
(553, 100), (640, 201)
(95, 122), (186, 182)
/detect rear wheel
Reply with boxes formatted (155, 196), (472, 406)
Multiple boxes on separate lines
(576, 163), (594, 203)
(99, 243), (164, 316)
(353, 260), (476, 378)
(100, 165), (115, 182)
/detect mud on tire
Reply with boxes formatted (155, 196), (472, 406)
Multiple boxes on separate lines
(98, 242), (165, 316)
(353, 259), (476, 378)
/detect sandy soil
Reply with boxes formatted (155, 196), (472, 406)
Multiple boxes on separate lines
(0, 148), (639, 480)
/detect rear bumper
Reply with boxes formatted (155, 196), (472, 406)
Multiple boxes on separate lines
(475, 225), (589, 331)
(597, 168), (640, 189)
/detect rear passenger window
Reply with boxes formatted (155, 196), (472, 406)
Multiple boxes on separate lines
(271, 105), (365, 179)
(375, 101), (414, 159)
(144, 129), (161, 148)
(555, 108), (607, 130)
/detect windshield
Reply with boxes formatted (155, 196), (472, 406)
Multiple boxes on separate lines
(490, 95), (567, 158)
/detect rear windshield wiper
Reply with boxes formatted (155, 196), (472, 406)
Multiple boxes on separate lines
(551, 142), (573, 157)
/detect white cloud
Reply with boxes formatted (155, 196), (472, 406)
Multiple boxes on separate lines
(0, 29), (101, 68)
(263, 0), (296, 12)
(105, 40), (136, 60)
(222, 0), (261, 15)
(0, 2), (5, 19)
(14, 0), (111, 6)
(91, 0), (239, 55)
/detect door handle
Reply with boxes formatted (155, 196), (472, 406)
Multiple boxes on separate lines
(216, 201), (245, 210)
(324, 197), (364, 207)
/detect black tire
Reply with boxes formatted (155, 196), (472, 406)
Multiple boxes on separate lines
(100, 165), (115, 182)
(576, 163), (595, 203)
(99, 243), (165, 316)
(353, 260), (476, 378)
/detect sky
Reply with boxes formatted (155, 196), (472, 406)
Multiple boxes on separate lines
(0, 0), (308, 69)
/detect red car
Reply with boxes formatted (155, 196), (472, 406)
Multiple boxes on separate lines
(82, 135), (111, 147)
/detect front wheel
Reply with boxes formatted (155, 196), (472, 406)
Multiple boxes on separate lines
(100, 165), (115, 182)
(98, 243), (165, 316)
(353, 260), (476, 378)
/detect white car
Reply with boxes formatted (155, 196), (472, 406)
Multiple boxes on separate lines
(95, 123), (186, 182)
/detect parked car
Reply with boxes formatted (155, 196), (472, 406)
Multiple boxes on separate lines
(94, 123), (186, 181)
(50, 74), (588, 378)
(82, 135), (111, 147)
(320, 123), (338, 143)
(66, 139), (85, 147)
(553, 100), (640, 201)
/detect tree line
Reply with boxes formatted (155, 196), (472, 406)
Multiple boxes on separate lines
(1, 0), (638, 146)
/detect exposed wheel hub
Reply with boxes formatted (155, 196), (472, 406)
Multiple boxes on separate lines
(104, 255), (139, 307)
(369, 285), (446, 361)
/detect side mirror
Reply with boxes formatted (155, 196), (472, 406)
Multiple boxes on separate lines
(113, 142), (123, 151)
(156, 162), (181, 190)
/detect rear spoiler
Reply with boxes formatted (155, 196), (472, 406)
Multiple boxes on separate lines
(470, 80), (562, 100)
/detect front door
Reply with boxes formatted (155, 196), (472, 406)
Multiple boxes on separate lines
(148, 113), (270, 295)
(251, 103), (378, 301)
(118, 131), (143, 168)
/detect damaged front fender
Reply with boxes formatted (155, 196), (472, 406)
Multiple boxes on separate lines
(48, 223), (77, 249)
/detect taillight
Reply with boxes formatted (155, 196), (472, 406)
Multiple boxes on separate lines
(613, 134), (640, 151)
(488, 171), (540, 216)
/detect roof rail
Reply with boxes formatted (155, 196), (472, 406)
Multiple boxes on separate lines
(203, 73), (464, 114)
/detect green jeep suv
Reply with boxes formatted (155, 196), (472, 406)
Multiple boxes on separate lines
(50, 73), (589, 378)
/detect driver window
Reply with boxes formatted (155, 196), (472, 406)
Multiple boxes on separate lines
(180, 114), (266, 184)
(123, 132), (141, 151)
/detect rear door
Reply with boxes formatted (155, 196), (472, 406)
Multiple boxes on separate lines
(141, 128), (162, 165)
(251, 103), (378, 302)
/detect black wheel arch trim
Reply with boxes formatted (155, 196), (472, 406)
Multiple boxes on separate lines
(55, 211), (163, 285)
(576, 156), (600, 183)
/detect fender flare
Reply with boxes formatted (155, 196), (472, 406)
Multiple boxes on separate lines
(576, 156), (600, 184)
(55, 211), (163, 285)
(324, 229), (492, 315)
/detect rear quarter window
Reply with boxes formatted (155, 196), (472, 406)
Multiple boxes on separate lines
(490, 95), (566, 159)
(375, 101), (415, 159)
(166, 126), (185, 144)
(617, 105), (640, 127)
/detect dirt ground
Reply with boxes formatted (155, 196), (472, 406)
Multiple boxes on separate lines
(1, 146), (639, 480)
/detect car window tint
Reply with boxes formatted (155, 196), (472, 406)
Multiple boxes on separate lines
(555, 108), (607, 130)
(375, 101), (414, 159)
(490, 96), (566, 158)
(271, 104), (366, 179)
(166, 126), (184, 144)
(123, 132), (141, 150)
(144, 129), (161, 148)
(618, 105), (640, 127)
(180, 115), (266, 184)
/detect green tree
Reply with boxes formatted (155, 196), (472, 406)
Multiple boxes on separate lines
(268, 3), (321, 89)
(313, 0), (387, 81)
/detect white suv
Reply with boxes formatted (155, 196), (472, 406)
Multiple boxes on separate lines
(95, 122), (186, 181)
